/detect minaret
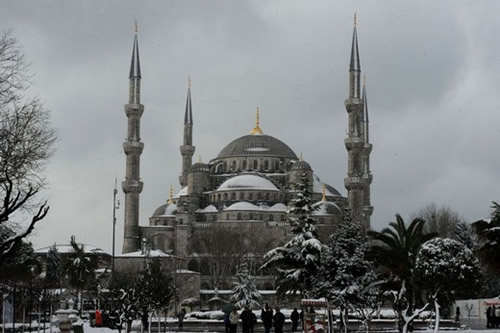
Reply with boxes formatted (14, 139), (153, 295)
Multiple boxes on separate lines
(344, 13), (371, 230)
(179, 78), (195, 187)
(362, 78), (373, 227)
(122, 26), (144, 253)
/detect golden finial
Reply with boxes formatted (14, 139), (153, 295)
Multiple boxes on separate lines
(168, 185), (174, 204)
(188, 76), (191, 90)
(300, 153), (304, 161)
(250, 107), (263, 135)
(135, 20), (138, 35)
(322, 184), (327, 201)
(354, 12), (357, 27)
(198, 155), (202, 163)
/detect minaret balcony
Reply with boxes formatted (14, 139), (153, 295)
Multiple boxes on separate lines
(363, 205), (374, 216)
(363, 143), (373, 153)
(344, 176), (365, 190)
(122, 180), (144, 193)
(125, 104), (144, 117)
(344, 137), (365, 150)
(123, 141), (144, 154)
(344, 98), (363, 112)
(180, 145), (195, 156)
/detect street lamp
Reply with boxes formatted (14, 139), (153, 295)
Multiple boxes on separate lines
(112, 179), (120, 278)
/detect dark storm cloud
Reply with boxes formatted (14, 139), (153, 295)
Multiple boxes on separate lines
(1, 0), (499, 252)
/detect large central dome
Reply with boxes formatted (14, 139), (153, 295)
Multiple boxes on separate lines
(216, 134), (298, 159)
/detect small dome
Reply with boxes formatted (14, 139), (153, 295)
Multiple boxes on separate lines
(313, 174), (342, 196)
(225, 202), (261, 211)
(152, 203), (177, 217)
(312, 201), (341, 215)
(291, 160), (312, 171)
(217, 174), (279, 191)
(191, 162), (210, 172)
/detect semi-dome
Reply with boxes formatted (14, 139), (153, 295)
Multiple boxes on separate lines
(217, 174), (279, 191)
(216, 134), (298, 159)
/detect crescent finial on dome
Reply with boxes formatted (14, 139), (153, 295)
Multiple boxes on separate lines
(250, 107), (263, 135)
(168, 185), (174, 204)
(322, 184), (327, 201)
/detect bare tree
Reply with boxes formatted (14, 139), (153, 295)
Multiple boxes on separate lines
(0, 30), (57, 263)
(411, 203), (466, 239)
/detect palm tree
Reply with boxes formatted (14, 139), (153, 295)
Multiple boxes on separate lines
(64, 235), (98, 314)
(368, 214), (437, 332)
(471, 201), (500, 273)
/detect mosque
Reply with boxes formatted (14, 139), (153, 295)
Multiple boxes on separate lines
(118, 19), (373, 295)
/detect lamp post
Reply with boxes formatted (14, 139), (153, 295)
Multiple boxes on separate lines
(112, 179), (120, 278)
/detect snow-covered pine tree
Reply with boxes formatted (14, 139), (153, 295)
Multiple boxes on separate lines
(313, 208), (383, 333)
(231, 262), (262, 309)
(260, 172), (321, 297)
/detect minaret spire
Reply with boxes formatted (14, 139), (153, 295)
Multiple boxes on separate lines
(363, 76), (369, 144)
(122, 26), (145, 253)
(349, 12), (361, 99)
(250, 107), (263, 135)
(179, 77), (195, 187)
(344, 14), (372, 231)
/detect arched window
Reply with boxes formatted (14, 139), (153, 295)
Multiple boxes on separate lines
(253, 160), (258, 170)
(264, 160), (269, 170)
(232, 160), (237, 171)
(269, 214), (274, 222)
(242, 160), (247, 170)
(223, 193), (228, 201)
(265, 193), (270, 200)
(217, 194), (221, 201)
(249, 193), (253, 200)
(237, 213), (242, 220)
(226, 213), (230, 220)
(239, 192), (244, 200)
(231, 192), (236, 200)
(249, 213), (253, 220)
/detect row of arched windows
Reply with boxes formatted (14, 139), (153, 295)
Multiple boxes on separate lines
(210, 191), (283, 202)
(212, 158), (285, 174)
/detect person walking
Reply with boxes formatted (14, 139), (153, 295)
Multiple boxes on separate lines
(249, 310), (257, 333)
(273, 307), (285, 333)
(495, 305), (500, 328)
(230, 308), (240, 333)
(261, 304), (273, 333)
(224, 313), (231, 333)
(290, 308), (299, 332)
(178, 308), (186, 329)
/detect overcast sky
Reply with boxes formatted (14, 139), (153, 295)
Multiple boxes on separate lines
(2, 1), (499, 253)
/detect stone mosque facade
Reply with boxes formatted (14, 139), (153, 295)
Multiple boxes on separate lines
(118, 21), (373, 296)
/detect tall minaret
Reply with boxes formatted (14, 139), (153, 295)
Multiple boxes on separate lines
(344, 14), (371, 231)
(179, 78), (195, 187)
(362, 78), (373, 228)
(122, 26), (144, 253)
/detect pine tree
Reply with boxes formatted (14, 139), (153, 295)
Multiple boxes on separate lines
(260, 173), (321, 297)
(136, 257), (175, 314)
(231, 262), (262, 309)
(45, 243), (61, 289)
(313, 209), (382, 333)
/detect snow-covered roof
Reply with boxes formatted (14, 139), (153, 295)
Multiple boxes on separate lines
(217, 175), (278, 191)
(196, 204), (218, 213)
(312, 201), (341, 215)
(163, 203), (177, 216)
(36, 244), (109, 255)
(313, 174), (342, 196)
(224, 202), (287, 212)
(174, 186), (188, 199)
(116, 249), (171, 258)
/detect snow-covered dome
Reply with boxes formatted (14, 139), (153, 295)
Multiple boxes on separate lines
(216, 134), (298, 159)
(224, 202), (288, 212)
(313, 174), (341, 196)
(196, 204), (218, 213)
(152, 203), (177, 217)
(217, 174), (279, 191)
(312, 201), (341, 215)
